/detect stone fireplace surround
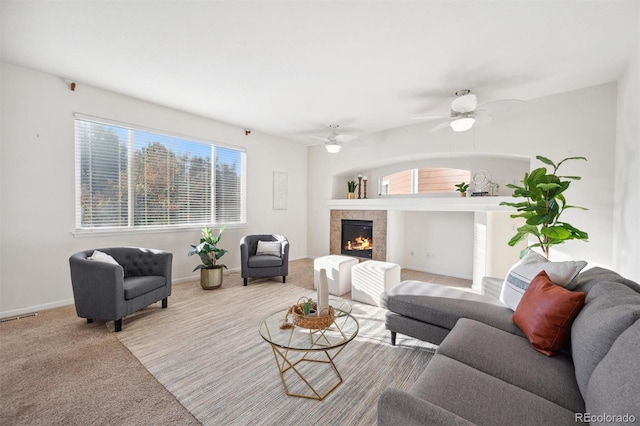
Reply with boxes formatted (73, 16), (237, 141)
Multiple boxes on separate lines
(330, 210), (387, 261)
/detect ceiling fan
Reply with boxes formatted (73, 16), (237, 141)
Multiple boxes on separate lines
(310, 124), (358, 153)
(414, 89), (525, 133)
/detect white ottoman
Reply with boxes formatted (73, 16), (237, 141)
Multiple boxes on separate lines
(351, 260), (401, 306)
(314, 255), (359, 296)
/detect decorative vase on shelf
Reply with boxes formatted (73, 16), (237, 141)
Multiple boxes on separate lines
(348, 192), (355, 199)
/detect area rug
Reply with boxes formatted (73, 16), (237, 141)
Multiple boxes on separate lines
(115, 272), (436, 425)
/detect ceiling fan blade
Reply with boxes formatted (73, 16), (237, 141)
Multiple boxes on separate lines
(335, 134), (358, 143)
(478, 99), (526, 113)
(309, 135), (329, 142)
(474, 114), (493, 128)
(413, 114), (450, 121)
(429, 121), (452, 133)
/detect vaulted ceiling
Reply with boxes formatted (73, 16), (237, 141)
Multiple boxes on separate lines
(1, 1), (637, 144)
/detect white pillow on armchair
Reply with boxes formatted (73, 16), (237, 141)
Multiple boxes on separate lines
(256, 241), (281, 257)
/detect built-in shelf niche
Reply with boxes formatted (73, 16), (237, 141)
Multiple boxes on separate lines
(331, 153), (530, 201)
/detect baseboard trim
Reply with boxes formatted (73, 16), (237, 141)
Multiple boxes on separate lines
(0, 298), (75, 320)
(402, 265), (472, 281)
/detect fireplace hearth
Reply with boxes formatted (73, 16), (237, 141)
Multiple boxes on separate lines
(341, 219), (373, 259)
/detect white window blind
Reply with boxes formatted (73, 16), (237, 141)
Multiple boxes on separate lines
(75, 116), (246, 230)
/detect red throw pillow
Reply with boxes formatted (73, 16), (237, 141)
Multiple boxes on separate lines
(512, 270), (586, 356)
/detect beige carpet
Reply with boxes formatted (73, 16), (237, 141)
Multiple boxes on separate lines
(114, 259), (440, 425)
(0, 258), (469, 425)
(0, 304), (199, 425)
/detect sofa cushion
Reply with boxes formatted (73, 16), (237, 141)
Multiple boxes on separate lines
(499, 250), (586, 310)
(512, 271), (586, 356)
(572, 266), (640, 294)
(378, 389), (475, 426)
(247, 254), (282, 268)
(585, 320), (640, 419)
(382, 280), (523, 336)
(438, 318), (584, 412)
(571, 281), (640, 396)
(409, 354), (577, 425)
(123, 276), (166, 300)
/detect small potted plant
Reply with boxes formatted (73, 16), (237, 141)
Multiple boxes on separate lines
(347, 180), (358, 199)
(188, 225), (228, 289)
(455, 182), (469, 197)
(300, 297), (316, 316)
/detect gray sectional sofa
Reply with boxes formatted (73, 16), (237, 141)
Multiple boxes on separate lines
(378, 267), (640, 425)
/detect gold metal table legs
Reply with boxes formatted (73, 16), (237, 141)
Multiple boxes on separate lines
(269, 344), (345, 400)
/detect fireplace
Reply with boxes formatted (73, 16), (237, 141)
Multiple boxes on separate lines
(341, 219), (373, 259)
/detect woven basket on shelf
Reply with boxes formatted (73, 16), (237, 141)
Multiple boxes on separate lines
(280, 303), (335, 330)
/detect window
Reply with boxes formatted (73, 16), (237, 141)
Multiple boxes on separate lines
(381, 167), (470, 195)
(75, 116), (246, 231)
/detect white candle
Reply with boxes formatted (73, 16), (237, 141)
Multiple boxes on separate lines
(318, 269), (330, 317)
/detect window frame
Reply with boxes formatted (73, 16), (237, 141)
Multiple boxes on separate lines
(73, 114), (246, 236)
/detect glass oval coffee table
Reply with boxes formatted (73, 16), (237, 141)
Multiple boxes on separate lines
(258, 302), (359, 400)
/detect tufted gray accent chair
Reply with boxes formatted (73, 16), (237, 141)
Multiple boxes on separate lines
(240, 234), (289, 286)
(69, 247), (172, 332)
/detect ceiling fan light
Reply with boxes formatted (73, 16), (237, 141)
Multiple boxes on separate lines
(325, 142), (342, 153)
(450, 117), (475, 132)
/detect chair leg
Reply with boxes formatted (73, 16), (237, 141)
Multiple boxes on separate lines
(282, 276), (286, 284)
(162, 298), (168, 309)
(114, 319), (122, 332)
(87, 318), (94, 324)
(243, 278), (247, 286)
(391, 331), (397, 346)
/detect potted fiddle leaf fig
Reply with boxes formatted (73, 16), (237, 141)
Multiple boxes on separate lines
(188, 225), (228, 289)
(500, 155), (589, 259)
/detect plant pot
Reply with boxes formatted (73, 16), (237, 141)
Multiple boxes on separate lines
(347, 192), (355, 199)
(200, 267), (223, 290)
(460, 192), (466, 197)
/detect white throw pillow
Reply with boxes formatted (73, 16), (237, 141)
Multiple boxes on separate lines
(88, 250), (121, 266)
(256, 241), (281, 257)
(499, 250), (587, 311)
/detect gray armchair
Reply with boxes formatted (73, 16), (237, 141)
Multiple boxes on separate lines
(69, 247), (172, 332)
(240, 234), (289, 286)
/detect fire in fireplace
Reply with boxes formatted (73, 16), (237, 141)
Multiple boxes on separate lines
(341, 219), (373, 259)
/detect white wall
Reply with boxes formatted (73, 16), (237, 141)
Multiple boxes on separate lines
(0, 62), (308, 317)
(308, 83), (620, 276)
(614, 21), (640, 282)
(403, 211), (474, 279)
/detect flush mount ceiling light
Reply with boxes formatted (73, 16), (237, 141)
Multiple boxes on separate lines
(325, 141), (342, 153)
(450, 116), (476, 132)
